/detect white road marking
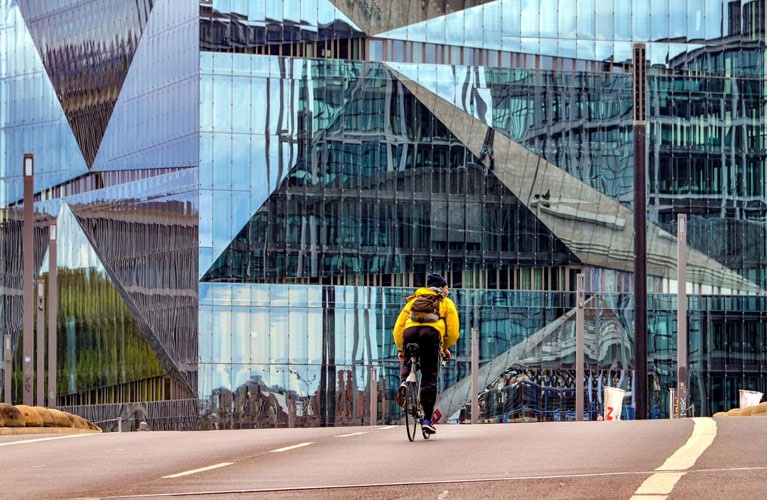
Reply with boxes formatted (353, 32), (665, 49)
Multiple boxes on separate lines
(162, 462), (233, 479)
(379, 425), (398, 430)
(270, 441), (314, 453)
(336, 432), (366, 438)
(631, 417), (717, 499)
(0, 434), (95, 446)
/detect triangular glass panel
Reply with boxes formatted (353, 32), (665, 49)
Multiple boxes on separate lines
(328, 0), (498, 35)
(375, 0), (503, 49)
(66, 171), (199, 394)
(0, 2), (88, 206)
(376, 1), (705, 65)
(93, 0), (198, 172)
(40, 203), (165, 396)
(388, 62), (635, 200)
(17, 1), (156, 167)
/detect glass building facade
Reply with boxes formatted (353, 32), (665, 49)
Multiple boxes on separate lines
(1, 0), (765, 430)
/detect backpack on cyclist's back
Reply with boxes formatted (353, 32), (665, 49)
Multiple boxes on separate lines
(409, 289), (444, 323)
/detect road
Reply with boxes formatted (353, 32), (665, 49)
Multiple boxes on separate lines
(1, 417), (765, 499)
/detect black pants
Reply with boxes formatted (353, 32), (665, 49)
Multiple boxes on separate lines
(400, 326), (441, 421)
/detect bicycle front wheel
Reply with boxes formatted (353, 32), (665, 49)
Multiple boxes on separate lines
(404, 382), (419, 441)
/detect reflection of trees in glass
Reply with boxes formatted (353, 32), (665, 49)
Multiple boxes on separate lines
(56, 268), (164, 395)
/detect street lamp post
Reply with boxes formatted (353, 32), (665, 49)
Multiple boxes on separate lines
(632, 44), (648, 419)
(575, 273), (585, 421)
(48, 223), (58, 407)
(23, 154), (35, 405)
(677, 214), (688, 415)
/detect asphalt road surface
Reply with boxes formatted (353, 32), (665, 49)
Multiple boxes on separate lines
(1, 417), (765, 499)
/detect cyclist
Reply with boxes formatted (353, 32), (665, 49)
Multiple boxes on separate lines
(392, 273), (460, 434)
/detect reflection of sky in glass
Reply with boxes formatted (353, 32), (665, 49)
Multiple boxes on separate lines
(388, 62), (489, 124)
(40, 203), (105, 274)
(377, 0), (714, 65)
(199, 284), (376, 396)
(93, 0), (198, 172)
(199, 54), (301, 276)
(0, 2), (88, 206)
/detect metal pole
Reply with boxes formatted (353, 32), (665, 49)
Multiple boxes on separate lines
(287, 393), (295, 428)
(23, 153), (35, 405)
(36, 281), (45, 406)
(48, 223), (58, 407)
(369, 366), (377, 426)
(632, 44), (648, 419)
(575, 273), (585, 421)
(3, 334), (10, 403)
(471, 327), (479, 424)
(677, 214), (688, 415)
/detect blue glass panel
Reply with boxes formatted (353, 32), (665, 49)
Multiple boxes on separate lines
(703, 0), (723, 39)
(614, 1), (632, 40)
(464, 4), (484, 47)
(94, 0), (198, 172)
(537, 0), (556, 38)
(270, 308), (289, 363)
(266, 0), (283, 22)
(211, 307), (233, 363)
(594, 0), (614, 40)
(250, 309), (270, 364)
(232, 307), (250, 364)
(686, 0), (706, 40)
(212, 134), (234, 191)
(446, 11), (468, 47)
(650, 0), (670, 39)
(288, 310), (309, 364)
(211, 191), (233, 258)
(669, 2), (688, 39)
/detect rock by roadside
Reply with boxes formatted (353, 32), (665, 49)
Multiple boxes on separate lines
(0, 403), (101, 434)
(713, 401), (767, 417)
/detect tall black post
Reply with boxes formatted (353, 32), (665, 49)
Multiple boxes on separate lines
(36, 282), (45, 406)
(48, 223), (58, 407)
(320, 286), (336, 426)
(23, 154), (35, 405)
(633, 44), (648, 419)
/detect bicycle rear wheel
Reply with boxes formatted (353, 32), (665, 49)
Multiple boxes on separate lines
(404, 381), (419, 441)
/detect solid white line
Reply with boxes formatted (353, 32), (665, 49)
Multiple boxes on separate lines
(336, 432), (366, 438)
(0, 434), (95, 446)
(162, 462), (233, 479)
(270, 442), (313, 453)
(631, 417), (717, 499)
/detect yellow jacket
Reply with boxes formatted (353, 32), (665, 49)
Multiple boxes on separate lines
(392, 287), (460, 351)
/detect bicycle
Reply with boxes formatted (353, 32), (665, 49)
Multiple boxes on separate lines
(401, 342), (447, 441)
(402, 342), (428, 441)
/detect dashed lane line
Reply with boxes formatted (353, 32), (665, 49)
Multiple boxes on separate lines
(270, 441), (314, 453)
(336, 432), (367, 438)
(162, 462), (233, 479)
(631, 417), (717, 500)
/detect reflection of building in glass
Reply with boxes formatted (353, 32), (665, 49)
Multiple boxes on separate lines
(1, 1), (765, 429)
